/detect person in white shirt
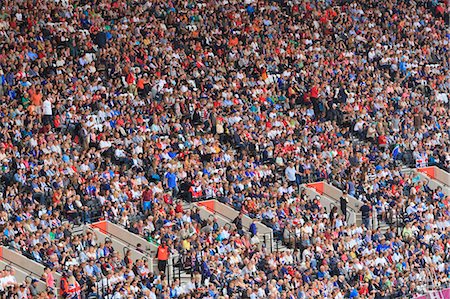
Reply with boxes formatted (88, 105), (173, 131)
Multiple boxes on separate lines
(375, 255), (387, 266)
(114, 146), (127, 158)
(42, 98), (53, 126)
(285, 162), (297, 185)
(182, 210), (192, 223)
(99, 136), (112, 152)
(1, 271), (17, 291)
(184, 277), (197, 294)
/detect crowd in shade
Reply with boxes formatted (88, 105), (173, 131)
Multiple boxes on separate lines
(0, 0), (449, 298)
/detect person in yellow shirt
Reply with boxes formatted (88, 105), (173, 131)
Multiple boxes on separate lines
(182, 238), (191, 251)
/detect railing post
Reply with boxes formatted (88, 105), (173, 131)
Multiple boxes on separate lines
(167, 258), (170, 285)
(178, 256), (181, 282)
(372, 206), (378, 229)
(293, 231), (296, 250)
(270, 234), (273, 253)
(263, 234), (266, 250)
(173, 257), (176, 284)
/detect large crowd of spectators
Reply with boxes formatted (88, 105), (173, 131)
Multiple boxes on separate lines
(0, 0), (449, 298)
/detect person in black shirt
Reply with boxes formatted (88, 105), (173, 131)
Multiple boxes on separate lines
(340, 191), (348, 221)
(360, 201), (371, 229)
(233, 213), (244, 235)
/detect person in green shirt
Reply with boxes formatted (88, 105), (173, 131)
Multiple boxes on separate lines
(21, 92), (31, 108)
(402, 223), (414, 240)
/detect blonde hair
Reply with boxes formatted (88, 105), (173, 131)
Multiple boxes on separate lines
(68, 275), (76, 285)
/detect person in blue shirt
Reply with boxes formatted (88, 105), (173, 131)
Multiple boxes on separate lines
(376, 238), (391, 253)
(349, 288), (359, 298)
(201, 256), (211, 284)
(249, 219), (258, 237)
(165, 170), (179, 198)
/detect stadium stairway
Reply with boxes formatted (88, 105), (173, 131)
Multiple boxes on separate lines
(193, 199), (287, 252)
(304, 181), (395, 234)
(85, 221), (192, 284)
(305, 181), (362, 225)
(0, 246), (59, 293)
(402, 166), (450, 196)
(302, 184), (358, 225)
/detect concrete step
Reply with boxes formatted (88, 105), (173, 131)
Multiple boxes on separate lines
(273, 240), (288, 252)
(182, 202), (192, 210)
(170, 270), (192, 284)
(71, 223), (85, 235)
(378, 221), (390, 234)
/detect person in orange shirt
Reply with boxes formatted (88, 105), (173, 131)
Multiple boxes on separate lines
(229, 35), (238, 47)
(137, 75), (145, 92)
(30, 87), (43, 115)
(156, 240), (170, 274)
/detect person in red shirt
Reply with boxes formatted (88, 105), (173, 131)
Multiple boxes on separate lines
(175, 201), (184, 214)
(142, 186), (153, 212)
(359, 282), (369, 296)
(126, 70), (137, 96)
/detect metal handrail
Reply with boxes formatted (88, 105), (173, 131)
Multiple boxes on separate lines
(1, 259), (43, 290)
(330, 201), (353, 223)
(284, 229), (304, 251)
(123, 247), (130, 258)
(88, 226), (150, 254)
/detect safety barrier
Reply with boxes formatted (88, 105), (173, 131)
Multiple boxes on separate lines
(414, 287), (450, 299)
(306, 181), (362, 224)
(91, 221), (158, 254)
(195, 199), (273, 249)
(301, 185), (357, 225)
(403, 168), (450, 196)
(86, 223), (155, 273)
(0, 246), (61, 293)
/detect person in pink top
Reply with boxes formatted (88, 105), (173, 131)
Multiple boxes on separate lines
(42, 267), (55, 290)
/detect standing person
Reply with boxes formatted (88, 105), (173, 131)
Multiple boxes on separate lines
(42, 267), (55, 291)
(285, 162), (297, 187)
(60, 272), (69, 299)
(42, 96), (53, 126)
(329, 206), (338, 225)
(200, 255), (211, 285)
(233, 213), (244, 235)
(340, 191), (348, 221)
(156, 240), (170, 274)
(30, 86), (43, 115)
(165, 167), (179, 198)
(142, 186), (153, 214)
(249, 219), (258, 237)
(360, 201), (371, 229)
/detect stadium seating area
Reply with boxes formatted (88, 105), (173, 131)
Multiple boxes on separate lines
(0, 0), (449, 298)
